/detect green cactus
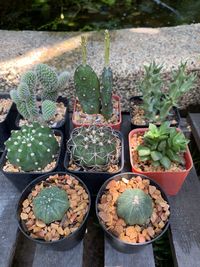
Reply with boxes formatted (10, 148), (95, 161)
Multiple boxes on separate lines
(117, 189), (153, 225)
(74, 36), (100, 114)
(5, 122), (59, 172)
(41, 100), (57, 122)
(33, 186), (69, 224)
(101, 30), (113, 120)
(67, 125), (120, 171)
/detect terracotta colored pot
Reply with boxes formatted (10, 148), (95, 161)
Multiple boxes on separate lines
(72, 95), (121, 130)
(128, 128), (193, 196)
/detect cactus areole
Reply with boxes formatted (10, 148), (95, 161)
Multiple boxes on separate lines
(117, 189), (153, 225)
(33, 186), (69, 224)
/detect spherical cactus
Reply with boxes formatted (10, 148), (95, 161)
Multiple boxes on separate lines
(67, 126), (120, 170)
(117, 189), (153, 226)
(5, 123), (59, 172)
(33, 186), (69, 224)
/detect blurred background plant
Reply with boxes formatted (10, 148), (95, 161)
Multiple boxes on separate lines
(0, 0), (199, 31)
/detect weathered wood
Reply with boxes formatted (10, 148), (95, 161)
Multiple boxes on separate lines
(188, 113), (200, 151)
(170, 168), (200, 267)
(32, 241), (83, 267)
(0, 172), (20, 267)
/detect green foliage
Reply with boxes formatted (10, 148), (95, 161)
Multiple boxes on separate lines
(5, 122), (59, 172)
(117, 188), (153, 225)
(137, 122), (189, 169)
(140, 62), (196, 123)
(67, 125), (120, 171)
(33, 186), (69, 224)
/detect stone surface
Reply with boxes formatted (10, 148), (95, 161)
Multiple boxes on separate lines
(0, 25), (200, 111)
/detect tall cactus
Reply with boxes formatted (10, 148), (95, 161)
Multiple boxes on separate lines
(101, 30), (113, 120)
(74, 36), (100, 114)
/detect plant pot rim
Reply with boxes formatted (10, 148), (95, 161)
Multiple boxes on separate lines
(0, 129), (63, 175)
(72, 94), (122, 127)
(95, 172), (170, 247)
(129, 128), (193, 174)
(64, 129), (124, 175)
(0, 93), (14, 124)
(16, 171), (91, 245)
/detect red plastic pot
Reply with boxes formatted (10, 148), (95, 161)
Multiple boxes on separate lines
(128, 128), (193, 196)
(72, 95), (121, 130)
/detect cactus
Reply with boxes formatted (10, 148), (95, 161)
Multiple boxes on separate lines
(117, 189), (153, 225)
(33, 186), (69, 224)
(74, 36), (100, 114)
(67, 125), (121, 171)
(5, 122), (59, 172)
(101, 30), (113, 120)
(137, 122), (189, 169)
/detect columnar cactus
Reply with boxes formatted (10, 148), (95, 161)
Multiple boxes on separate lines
(74, 36), (101, 114)
(101, 30), (113, 120)
(5, 123), (59, 172)
(117, 189), (153, 225)
(67, 125), (121, 171)
(33, 186), (69, 224)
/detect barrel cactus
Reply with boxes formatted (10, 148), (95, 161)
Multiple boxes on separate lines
(33, 186), (69, 224)
(67, 125), (121, 171)
(5, 123), (59, 172)
(74, 36), (100, 114)
(117, 189), (153, 225)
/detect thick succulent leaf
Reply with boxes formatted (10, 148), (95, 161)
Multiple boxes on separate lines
(151, 151), (162, 161)
(137, 145), (151, 156)
(160, 156), (171, 169)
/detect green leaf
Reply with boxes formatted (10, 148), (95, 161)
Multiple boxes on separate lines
(137, 145), (151, 156)
(158, 140), (166, 151)
(160, 156), (171, 170)
(140, 155), (150, 161)
(151, 151), (162, 161)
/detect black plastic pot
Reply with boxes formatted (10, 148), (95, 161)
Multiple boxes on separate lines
(0, 130), (64, 192)
(0, 93), (17, 150)
(15, 96), (70, 140)
(64, 132), (125, 197)
(129, 96), (181, 129)
(16, 171), (91, 251)
(96, 172), (170, 253)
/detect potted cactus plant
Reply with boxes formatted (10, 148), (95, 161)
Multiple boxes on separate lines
(72, 31), (121, 130)
(0, 122), (63, 191)
(96, 173), (170, 253)
(17, 172), (91, 250)
(64, 125), (124, 195)
(10, 63), (70, 137)
(129, 122), (193, 195)
(130, 62), (196, 128)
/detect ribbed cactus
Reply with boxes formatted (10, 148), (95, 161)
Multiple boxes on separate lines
(117, 189), (153, 225)
(74, 36), (100, 114)
(101, 30), (113, 120)
(33, 186), (69, 224)
(5, 123), (59, 172)
(67, 125), (120, 171)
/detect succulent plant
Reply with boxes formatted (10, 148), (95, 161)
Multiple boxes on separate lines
(67, 125), (121, 171)
(5, 122), (59, 172)
(101, 30), (113, 120)
(137, 122), (189, 169)
(33, 186), (69, 224)
(74, 36), (100, 114)
(10, 64), (69, 123)
(117, 188), (153, 225)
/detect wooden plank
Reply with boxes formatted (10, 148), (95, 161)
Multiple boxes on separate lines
(0, 172), (20, 267)
(169, 168), (200, 267)
(188, 113), (200, 151)
(32, 241), (83, 267)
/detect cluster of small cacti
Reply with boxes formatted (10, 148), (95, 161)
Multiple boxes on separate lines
(137, 122), (189, 169)
(10, 64), (69, 123)
(5, 122), (59, 172)
(74, 30), (113, 120)
(139, 61), (196, 122)
(67, 125), (121, 171)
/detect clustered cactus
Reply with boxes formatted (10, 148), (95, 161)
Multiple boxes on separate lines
(74, 30), (113, 120)
(117, 189), (153, 225)
(67, 125), (121, 171)
(33, 186), (69, 224)
(139, 61), (196, 123)
(137, 122), (189, 169)
(10, 63), (69, 123)
(5, 122), (59, 172)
